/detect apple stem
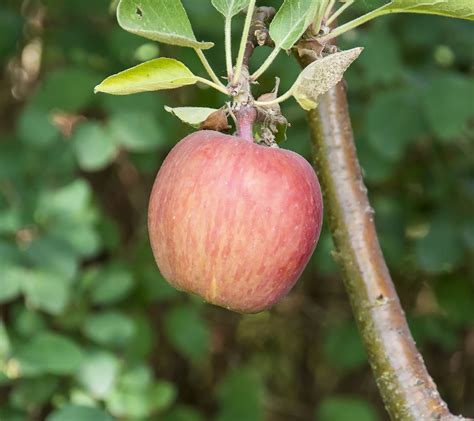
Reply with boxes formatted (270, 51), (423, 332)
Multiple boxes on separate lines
(236, 105), (257, 142)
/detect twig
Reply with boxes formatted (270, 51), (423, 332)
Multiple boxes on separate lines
(301, 72), (470, 419)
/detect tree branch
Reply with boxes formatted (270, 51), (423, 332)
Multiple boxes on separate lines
(304, 81), (470, 420)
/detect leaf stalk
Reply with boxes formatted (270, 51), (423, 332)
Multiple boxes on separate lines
(194, 49), (227, 89)
(233, 0), (257, 84)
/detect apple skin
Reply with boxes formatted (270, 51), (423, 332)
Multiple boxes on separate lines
(148, 130), (323, 313)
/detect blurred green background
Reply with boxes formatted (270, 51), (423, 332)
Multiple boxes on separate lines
(0, 0), (473, 420)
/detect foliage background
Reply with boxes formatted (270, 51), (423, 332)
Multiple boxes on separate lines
(0, 0), (473, 420)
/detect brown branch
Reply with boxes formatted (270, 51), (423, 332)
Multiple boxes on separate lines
(242, 6), (275, 68)
(303, 80), (470, 420)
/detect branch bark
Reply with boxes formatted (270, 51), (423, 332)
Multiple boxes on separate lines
(305, 81), (470, 420)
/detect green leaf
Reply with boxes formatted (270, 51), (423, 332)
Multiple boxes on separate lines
(24, 237), (78, 282)
(410, 316), (459, 352)
(434, 278), (474, 325)
(106, 365), (176, 418)
(83, 311), (136, 347)
(47, 405), (114, 421)
(422, 73), (474, 140)
(125, 315), (154, 359)
(292, 48), (363, 110)
(95, 58), (198, 95)
(32, 68), (100, 113)
(134, 42), (160, 62)
(365, 90), (425, 161)
(107, 382), (176, 418)
(39, 179), (92, 218)
(12, 309), (46, 338)
(117, 0), (213, 49)
(17, 104), (60, 147)
(49, 220), (101, 259)
(381, 0), (474, 21)
(216, 367), (264, 421)
(90, 264), (134, 305)
(357, 26), (402, 84)
(0, 407), (26, 421)
(10, 377), (59, 409)
(164, 106), (219, 128)
(0, 321), (11, 361)
(73, 122), (118, 171)
(14, 332), (84, 376)
(323, 321), (367, 371)
(76, 351), (120, 398)
(21, 270), (70, 315)
(270, 0), (326, 51)
(316, 396), (378, 421)
(0, 267), (23, 304)
(162, 406), (204, 421)
(109, 111), (164, 151)
(211, 0), (250, 18)
(414, 217), (463, 274)
(164, 306), (210, 362)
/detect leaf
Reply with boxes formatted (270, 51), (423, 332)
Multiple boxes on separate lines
(24, 237), (78, 282)
(47, 405), (114, 421)
(13, 309), (46, 338)
(316, 396), (378, 421)
(11, 377), (59, 409)
(164, 106), (219, 128)
(32, 68), (100, 113)
(89, 264), (134, 305)
(292, 48), (363, 110)
(95, 58), (198, 95)
(76, 350), (120, 398)
(323, 321), (367, 371)
(83, 311), (136, 347)
(381, 0), (474, 21)
(164, 306), (210, 362)
(39, 179), (92, 218)
(357, 26), (402, 84)
(414, 217), (463, 274)
(0, 266), (23, 304)
(161, 406), (204, 421)
(365, 90), (425, 161)
(21, 270), (70, 315)
(14, 332), (84, 376)
(117, 0), (213, 49)
(73, 122), (118, 171)
(106, 365), (176, 418)
(216, 367), (264, 421)
(0, 321), (11, 361)
(421, 73), (474, 140)
(211, 0), (250, 18)
(435, 278), (474, 325)
(108, 111), (164, 151)
(270, 0), (325, 51)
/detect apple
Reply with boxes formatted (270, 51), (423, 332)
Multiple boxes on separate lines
(148, 130), (323, 313)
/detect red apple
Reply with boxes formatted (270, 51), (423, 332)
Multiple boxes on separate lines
(148, 130), (323, 313)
